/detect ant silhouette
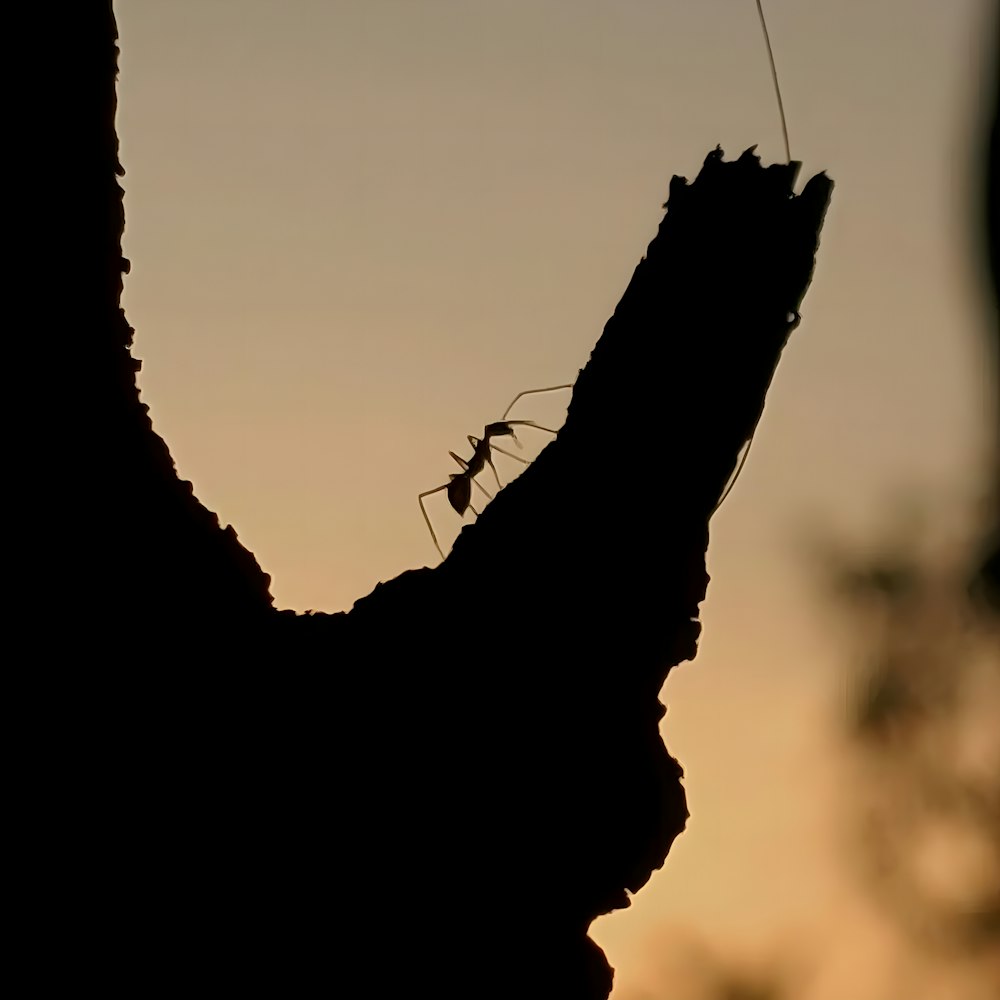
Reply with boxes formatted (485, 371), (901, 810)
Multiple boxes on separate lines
(418, 384), (573, 560)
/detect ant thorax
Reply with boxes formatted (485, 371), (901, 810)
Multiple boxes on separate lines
(484, 421), (516, 440)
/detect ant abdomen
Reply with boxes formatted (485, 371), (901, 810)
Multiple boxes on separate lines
(447, 477), (473, 515)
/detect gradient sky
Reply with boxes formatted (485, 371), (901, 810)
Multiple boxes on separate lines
(116, 2), (995, 995)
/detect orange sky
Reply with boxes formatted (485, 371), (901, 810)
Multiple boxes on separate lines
(116, 2), (995, 995)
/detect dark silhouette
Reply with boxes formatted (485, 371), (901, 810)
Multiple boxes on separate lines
(42, 4), (831, 996)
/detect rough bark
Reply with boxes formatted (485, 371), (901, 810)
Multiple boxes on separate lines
(44, 5), (832, 997)
(333, 147), (832, 996)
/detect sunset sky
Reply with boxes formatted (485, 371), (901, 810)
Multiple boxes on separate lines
(116, 2), (995, 995)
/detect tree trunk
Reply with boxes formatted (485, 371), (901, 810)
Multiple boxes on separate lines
(40, 5), (832, 996)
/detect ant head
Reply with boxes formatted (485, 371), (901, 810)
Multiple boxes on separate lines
(447, 476), (472, 515)
(484, 421), (515, 439)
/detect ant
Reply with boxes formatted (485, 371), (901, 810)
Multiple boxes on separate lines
(418, 384), (573, 560)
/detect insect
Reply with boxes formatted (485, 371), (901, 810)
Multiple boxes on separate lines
(418, 384), (573, 559)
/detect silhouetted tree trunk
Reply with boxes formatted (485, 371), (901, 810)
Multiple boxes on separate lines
(45, 5), (831, 997)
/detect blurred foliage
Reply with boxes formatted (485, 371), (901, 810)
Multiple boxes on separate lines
(622, 19), (998, 996)
(818, 501), (1000, 988)
(616, 931), (813, 1000)
(817, 37), (1000, 983)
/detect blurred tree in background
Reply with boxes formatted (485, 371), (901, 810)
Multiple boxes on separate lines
(818, 500), (999, 996)
(638, 11), (998, 998)
(814, 17), (999, 995)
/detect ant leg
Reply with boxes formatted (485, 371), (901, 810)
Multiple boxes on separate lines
(489, 443), (529, 464)
(486, 453), (504, 489)
(505, 418), (560, 434)
(472, 477), (494, 501)
(502, 383), (574, 420)
(418, 484), (449, 560)
(469, 503), (481, 517)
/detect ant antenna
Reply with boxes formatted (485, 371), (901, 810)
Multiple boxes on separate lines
(755, 0), (791, 164)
